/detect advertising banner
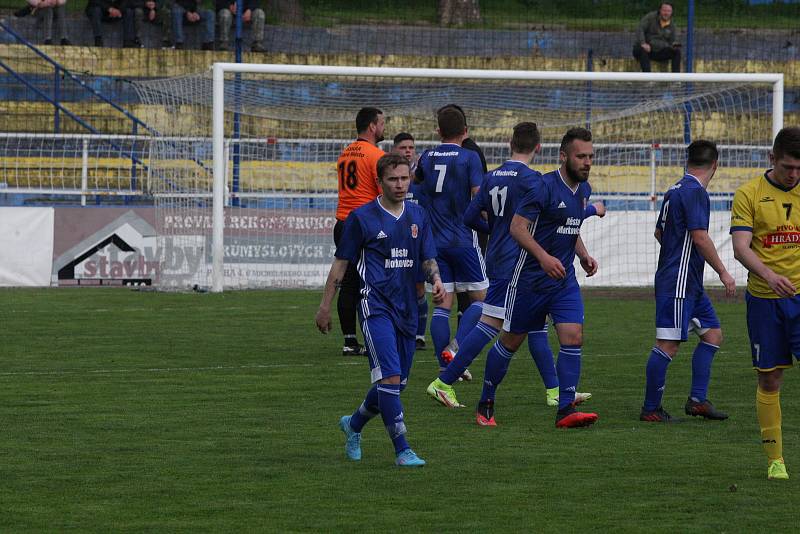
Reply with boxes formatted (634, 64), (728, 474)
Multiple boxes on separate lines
(52, 207), (336, 288)
(0, 206), (746, 289)
(52, 208), (159, 286)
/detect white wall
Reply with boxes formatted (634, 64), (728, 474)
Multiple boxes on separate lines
(576, 211), (745, 287)
(0, 207), (54, 287)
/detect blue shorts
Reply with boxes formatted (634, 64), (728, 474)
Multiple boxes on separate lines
(430, 245), (488, 293)
(746, 292), (800, 371)
(482, 278), (510, 319)
(503, 279), (583, 334)
(655, 293), (720, 342)
(361, 313), (416, 384)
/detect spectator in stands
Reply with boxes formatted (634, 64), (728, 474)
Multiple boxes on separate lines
(215, 0), (266, 52)
(134, 0), (172, 48)
(85, 0), (138, 47)
(633, 3), (681, 73)
(14, 0), (70, 46)
(171, 0), (215, 50)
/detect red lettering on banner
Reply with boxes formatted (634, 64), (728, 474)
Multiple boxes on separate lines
(763, 232), (800, 248)
(162, 210), (336, 234)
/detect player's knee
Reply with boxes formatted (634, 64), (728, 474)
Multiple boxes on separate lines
(702, 328), (723, 347)
(379, 375), (401, 385)
(499, 331), (525, 352)
(562, 332), (582, 346)
(554, 323), (583, 346)
(482, 315), (503, 330)
(439, 292), (454, 309)
(758, 369), (783, 392)
(468, 289), (486, 302)
(656, 340), (680, 358)
(557, 328), (582, 346)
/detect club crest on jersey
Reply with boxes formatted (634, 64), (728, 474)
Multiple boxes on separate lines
(410, 224), (418, 238)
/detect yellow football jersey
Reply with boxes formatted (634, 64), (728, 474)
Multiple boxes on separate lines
(730, 172), (800, 298)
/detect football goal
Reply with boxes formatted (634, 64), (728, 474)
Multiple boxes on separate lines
(133, 64), (783, 292)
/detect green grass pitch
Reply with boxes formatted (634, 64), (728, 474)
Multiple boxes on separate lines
(0, 288), (797, 531)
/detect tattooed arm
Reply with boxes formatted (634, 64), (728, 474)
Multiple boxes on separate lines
(422, 258), (446, 305)
(316, 258), (349, 333)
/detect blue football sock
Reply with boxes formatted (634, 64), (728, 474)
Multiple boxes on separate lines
(377, 383), (409, 454)
(349, 384), (379, 433)
(528, 328), (558, 389)
(644, 347), (672, 411)
(440, 321), (499, 385)
(430, 307), (451, 367)
(455, 302), (483, 345)
(556, 345), (582, 409)
(480, 340), (515, 404)
(416, 294), (428, 338)
(690, 341), (719, 402)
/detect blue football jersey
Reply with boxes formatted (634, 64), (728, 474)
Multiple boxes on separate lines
(415, 143), (484, 249)
(654, 174), (710, 298)
(405, 180), (426, 206)
(336, 198), (437, 337)
(465, 161), (541, 280)
(513, 169), (591, 292)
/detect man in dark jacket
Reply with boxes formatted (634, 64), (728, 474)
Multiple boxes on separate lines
(171, 0), (214, 50)
(85, 0), (137, 47)
(632, 3), (681, 73)
(134, 0), (171, 47)
(215, 0), (265, 52)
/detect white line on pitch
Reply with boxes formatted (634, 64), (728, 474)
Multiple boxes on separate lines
(0, 352), (717, 378)
(0, 357), (473, 377)
(0, 360), (370, 377)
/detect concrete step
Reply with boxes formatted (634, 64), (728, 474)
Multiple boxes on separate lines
(2, 42), (799, 85)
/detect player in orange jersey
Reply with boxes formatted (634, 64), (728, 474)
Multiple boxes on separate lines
(334, 107), (386, 355)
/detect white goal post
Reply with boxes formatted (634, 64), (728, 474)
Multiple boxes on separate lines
(135, 64), (784, 292)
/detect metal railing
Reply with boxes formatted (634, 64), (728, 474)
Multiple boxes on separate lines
(0, 133), (770, 209)
(0, 133), (148, 206)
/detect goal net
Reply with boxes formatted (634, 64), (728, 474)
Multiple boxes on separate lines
(133, 65), (782, 291)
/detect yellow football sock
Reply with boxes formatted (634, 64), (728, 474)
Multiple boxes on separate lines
(756, 387), (782, 462)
